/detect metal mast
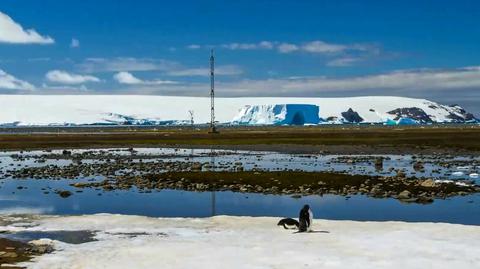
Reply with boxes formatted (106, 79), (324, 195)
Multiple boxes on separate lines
(209, 49), (217, 133)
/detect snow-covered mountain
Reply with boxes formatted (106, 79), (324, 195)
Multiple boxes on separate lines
(0, 95), (476, 126)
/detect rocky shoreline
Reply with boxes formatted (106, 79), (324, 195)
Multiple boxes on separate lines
(69, 171), (479, 204)
(1, 149), (479, 204)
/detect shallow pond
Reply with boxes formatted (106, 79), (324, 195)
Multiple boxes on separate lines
(0, 179), (478, 225)
(1, 148), (479, 181)
(0, 148), (478, 225)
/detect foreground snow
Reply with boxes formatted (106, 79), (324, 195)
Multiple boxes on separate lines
(0, 95), (475, 125)
(1, 214), (478, 269)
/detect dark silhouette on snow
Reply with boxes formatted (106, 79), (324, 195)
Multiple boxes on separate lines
(277, 218), (300, 229)
(299, 204), (313, 232)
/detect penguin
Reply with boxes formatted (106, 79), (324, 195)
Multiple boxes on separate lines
(277, 218), (300, 229)
(298, 204), (313, 232)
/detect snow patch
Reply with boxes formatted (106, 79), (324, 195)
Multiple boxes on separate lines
(0, 214), (477, 269)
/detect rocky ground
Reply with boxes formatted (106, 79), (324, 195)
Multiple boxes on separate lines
(0, 125), (479, 155)
(0, 238), (52, 269)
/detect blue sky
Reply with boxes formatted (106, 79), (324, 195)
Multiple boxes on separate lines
(0, 0), (479, 114)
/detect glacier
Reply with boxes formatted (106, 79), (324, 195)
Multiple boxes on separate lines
(0, 95), (476, 126)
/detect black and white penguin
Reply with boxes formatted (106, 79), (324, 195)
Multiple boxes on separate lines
(298, 204), (313, 232)
(277, 218), (300, 229)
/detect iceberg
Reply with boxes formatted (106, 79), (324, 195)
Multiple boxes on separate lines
(384, 118), (419, 125)
(384, 119), (398, 126)
(233, 104), (320, 125)
(396, 117), (418, 125)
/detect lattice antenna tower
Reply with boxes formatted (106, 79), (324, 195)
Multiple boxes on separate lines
(209, 49), (218, 133)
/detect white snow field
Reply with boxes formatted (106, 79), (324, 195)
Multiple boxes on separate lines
(1, 214), (478, 269)
(0, 95), (475, 126)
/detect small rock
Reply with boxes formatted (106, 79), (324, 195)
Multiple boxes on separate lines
(71, 182), (88, 188)
(396, 170), (407, 178)
(420, 179), (436, 188)
(56, 190), (72, 198)
(413, 162), (425, 171)
(0, 251), (18, 258)
(374, 158), (383, 169)
(29, 239), (54, 254)
(416, 196), (434, 204)
(397, 190), (411, 199)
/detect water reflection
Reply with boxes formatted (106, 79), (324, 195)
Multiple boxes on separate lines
(0, 178), (478, 225)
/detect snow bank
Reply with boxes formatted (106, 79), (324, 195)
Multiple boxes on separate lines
(0, 214), (477, 269)
(0, 95), (476, 126)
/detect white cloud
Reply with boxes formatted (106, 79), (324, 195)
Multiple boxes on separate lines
(190, 41), (274, 51)
(221, 43), (257, 50)
(114, 71), (143, 84)
(192, 40), (379, 56)
(0, 11), (54, 44)
(186, 44), (201, 49)
(258, 41), (274, 50)
(77, 57), (240, 78)
(327, 57), (362, 67)
(166, 68), (208, 76)
(70, 38), (80, 48)
(166, 65), (243, 77)
(113, 72), (177, 85)
(127, 66), (480, 98)
(279, 41), (370, 55)
(217, 66), (480, 94)
(277, 43), (299, 53)
(220, 41), (274, 50)
(46, 70), (100, 84)
(301, 41), (346, 54)
(0, 69), (35, 90)
(77, 58), (179, 73)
